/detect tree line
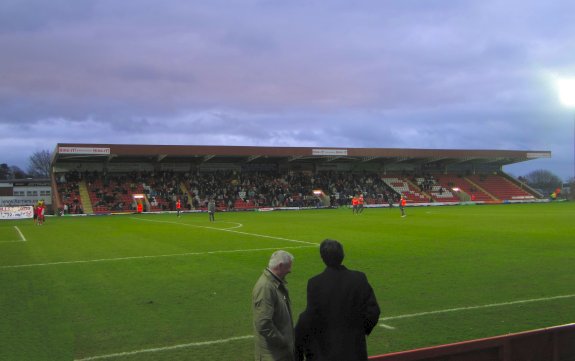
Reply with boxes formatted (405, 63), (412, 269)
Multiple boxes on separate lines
(0, 150), (51, 179)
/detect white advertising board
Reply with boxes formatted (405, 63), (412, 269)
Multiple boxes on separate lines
(312, 149), (348, 156)
(0, 206), (34, 220)
(58, 146), (110, 155)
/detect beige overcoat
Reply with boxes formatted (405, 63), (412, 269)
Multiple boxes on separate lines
(252, 269), (295, 361)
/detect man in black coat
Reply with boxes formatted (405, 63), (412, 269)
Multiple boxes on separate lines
(296, 239), (380, 361)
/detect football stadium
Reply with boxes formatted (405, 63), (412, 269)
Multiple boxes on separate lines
(1, 143), (574, 360)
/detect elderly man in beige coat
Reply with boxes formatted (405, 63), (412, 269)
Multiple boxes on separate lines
(252, 250), (295, 361)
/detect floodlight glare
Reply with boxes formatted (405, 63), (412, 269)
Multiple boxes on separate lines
(556, 77), (575, 107)
(555, 75), (575, 179)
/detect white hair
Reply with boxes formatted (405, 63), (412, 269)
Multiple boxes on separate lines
(268, 250), (294, 269)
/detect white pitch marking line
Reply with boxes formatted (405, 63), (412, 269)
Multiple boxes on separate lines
(73, 293), (574, 360)
(73, 335), (254, 361)
(0, 245), (316, 270)
(379, 293), (575, 327)
(217, 221), (243, 229)
(131, 217), (318, 246)
(15, 226), (26, 242)
(130, 217), (243, 231)
(380, 323), (396, 330)
(0, 226), (27, 243)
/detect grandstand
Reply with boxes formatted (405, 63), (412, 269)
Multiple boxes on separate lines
(5, 143), (573, 361)
(50, 144), (549, 215)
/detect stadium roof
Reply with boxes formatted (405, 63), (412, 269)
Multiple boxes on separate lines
(51, 143), (551, 169)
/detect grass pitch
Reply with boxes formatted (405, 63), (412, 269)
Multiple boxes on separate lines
(1, 202), (574, 360)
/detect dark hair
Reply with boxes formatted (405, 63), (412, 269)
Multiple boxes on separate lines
(320, 239), (344, 267)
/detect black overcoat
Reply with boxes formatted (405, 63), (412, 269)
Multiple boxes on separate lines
(297, 265), (380, 361)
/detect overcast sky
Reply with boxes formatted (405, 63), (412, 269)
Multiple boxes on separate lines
(1, 0), (574, 180)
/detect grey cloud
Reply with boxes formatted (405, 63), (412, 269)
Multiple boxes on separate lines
(0, 0), (95, 33)
(111, 65), (197, 84)
(1, 0), (574, 180)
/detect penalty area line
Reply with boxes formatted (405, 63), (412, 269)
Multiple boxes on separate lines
(15, 226), (27, 241)
(0, 226), (26, 243)
(129, 217), (244, 231)
(73, 293), (575, 359)
(379, 293), (575, 327)
(74, 335), (254, 361)
(131, 217), (318, 246)
(0, 245), (316, 269)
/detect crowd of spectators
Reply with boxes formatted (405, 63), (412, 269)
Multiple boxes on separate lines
(178, 170), (400, 209)
(54, 168), (535, 214)
(56, 169), (405, 213)
(56, 171), (84, 214)
(413, 173), (436, 192)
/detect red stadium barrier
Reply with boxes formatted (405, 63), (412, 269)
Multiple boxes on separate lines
(369, 323), (575, 361)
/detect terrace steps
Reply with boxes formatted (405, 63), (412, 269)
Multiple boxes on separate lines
(467, 174), (536, 201)
(464, 178), (498, 201)
(180, 182), (193, 209)
(406, 178), (431, 201)
(78, 180), (94, 214)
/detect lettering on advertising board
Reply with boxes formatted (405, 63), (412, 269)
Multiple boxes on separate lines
(58, 147), (111, 155)
(0, 206), (34, 220)
(312, 149), (348, 156)
(0, 198), (48, 206)
(526, 152), (551, 158)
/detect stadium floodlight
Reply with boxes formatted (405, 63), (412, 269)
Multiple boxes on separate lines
(556, 77), (575, 107)
(555, 76), (575, 181)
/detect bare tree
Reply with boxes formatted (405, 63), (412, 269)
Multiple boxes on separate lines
(0, 163), (10, 180)
(28, 150), (52, 178)
(523, 169), (562, 195)
(0, 163), (28, 179)
(11, 166), (27, 179)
